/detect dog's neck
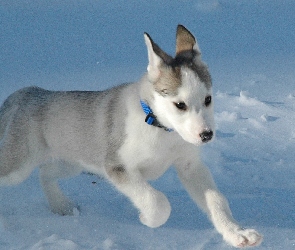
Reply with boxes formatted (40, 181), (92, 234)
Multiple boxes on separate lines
(140, 100), (173, 132)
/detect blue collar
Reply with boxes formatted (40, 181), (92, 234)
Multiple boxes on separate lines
(140, 100), (173, 132)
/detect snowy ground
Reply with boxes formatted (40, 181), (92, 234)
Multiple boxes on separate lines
(1, 1), (295, 249)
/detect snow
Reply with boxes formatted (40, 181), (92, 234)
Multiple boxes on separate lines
(1, 0), (295, 249)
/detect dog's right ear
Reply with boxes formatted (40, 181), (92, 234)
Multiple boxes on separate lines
(144, 33), (172, 82)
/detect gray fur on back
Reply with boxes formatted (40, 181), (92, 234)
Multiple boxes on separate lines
(0, 85), (130, 177)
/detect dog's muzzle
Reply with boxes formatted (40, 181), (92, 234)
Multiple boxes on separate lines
(199, 130), (213, 143)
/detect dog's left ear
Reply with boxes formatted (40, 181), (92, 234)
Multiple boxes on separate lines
(144, 33), (172, 82)
(176, 25), (201, 57)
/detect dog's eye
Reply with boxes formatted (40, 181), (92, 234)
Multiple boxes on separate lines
(174, 102), (187, 111)
(204, 96), (212, 107)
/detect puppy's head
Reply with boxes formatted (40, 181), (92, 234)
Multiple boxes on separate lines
(144, 25), (215, 146)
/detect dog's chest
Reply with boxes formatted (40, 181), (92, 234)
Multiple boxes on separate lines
(118, 133), (181, 180)
(137, 156), (173, 180)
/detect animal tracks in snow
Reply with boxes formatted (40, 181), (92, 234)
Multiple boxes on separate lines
(260, 114), (279, 122)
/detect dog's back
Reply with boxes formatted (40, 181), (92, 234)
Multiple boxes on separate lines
(0, 85), (131, 185)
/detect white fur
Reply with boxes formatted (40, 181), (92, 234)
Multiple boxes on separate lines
(0, 25), (262, 248)
(153, 67), (215, 145)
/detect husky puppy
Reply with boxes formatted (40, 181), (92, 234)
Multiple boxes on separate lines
(0, 25), (262, 247)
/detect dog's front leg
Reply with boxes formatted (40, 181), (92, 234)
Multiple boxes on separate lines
(106, 165), (171, 228)
(175, 161), (262, 248)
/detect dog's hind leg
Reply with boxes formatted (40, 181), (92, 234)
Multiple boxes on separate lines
(39, 161), (82, 216)
(176, 161), (262, 248)
(106, 165), (171, 228)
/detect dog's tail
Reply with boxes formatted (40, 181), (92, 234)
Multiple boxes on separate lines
(0, 90), (22, 140)
(0, 86), (44, 140)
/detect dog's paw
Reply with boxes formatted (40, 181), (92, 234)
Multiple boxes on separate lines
(139, 191), (171, 228)
(224, 228), (263, 248)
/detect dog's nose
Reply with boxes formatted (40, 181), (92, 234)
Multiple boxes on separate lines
(199, 130), (213, 143)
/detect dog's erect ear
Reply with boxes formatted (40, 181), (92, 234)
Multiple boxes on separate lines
(176, 25), (201, 56)
(144, 33), (172, 82)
